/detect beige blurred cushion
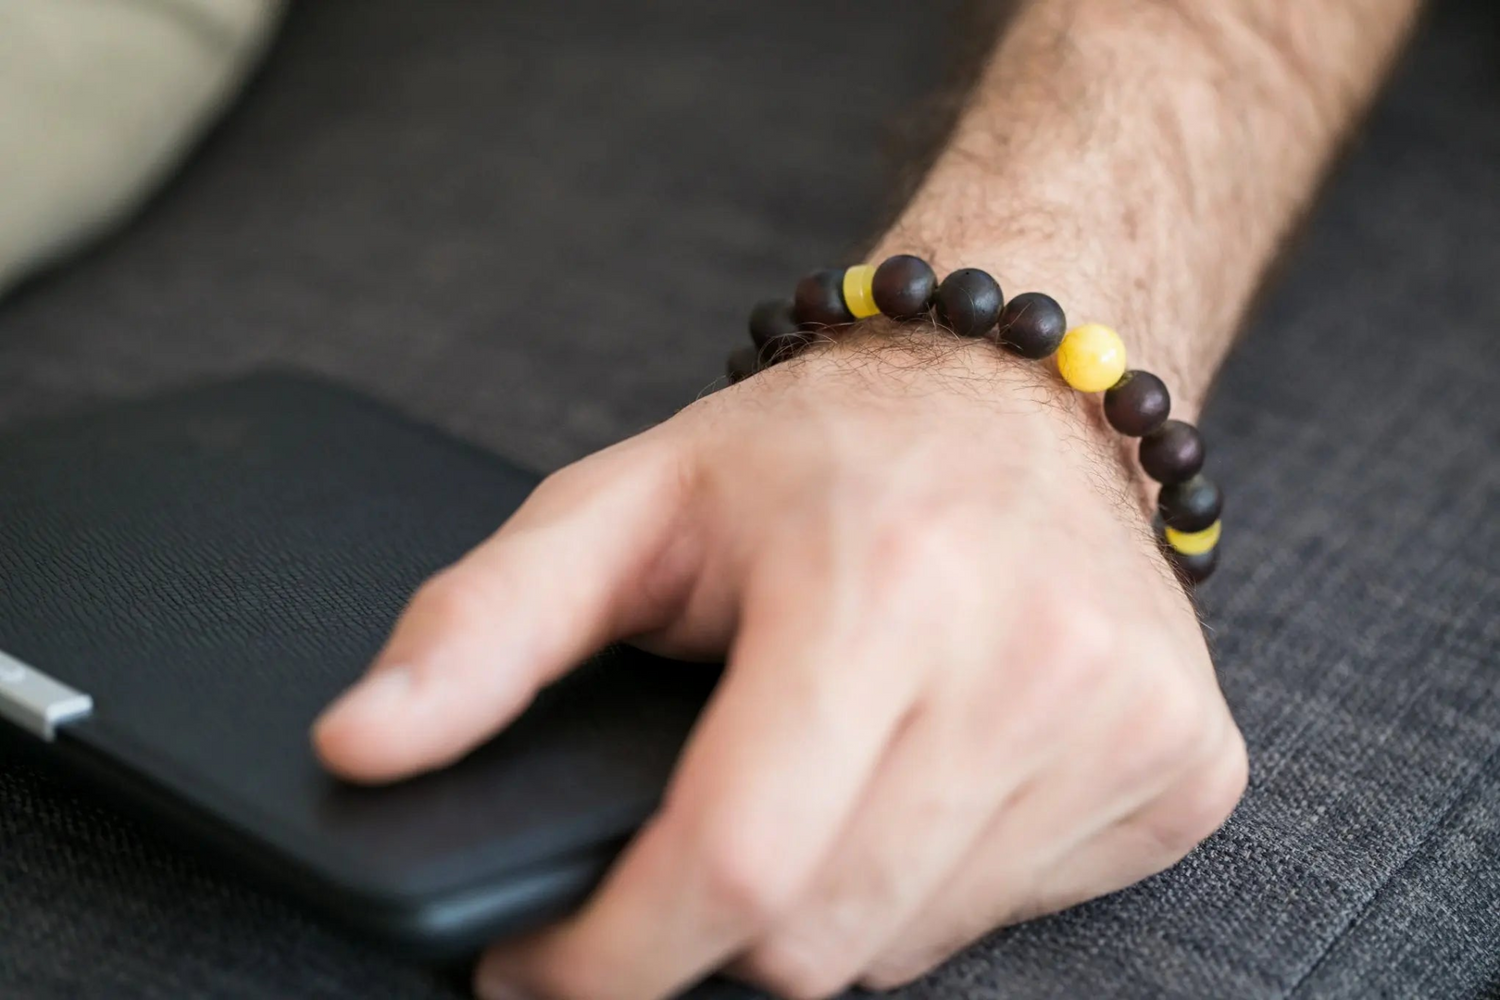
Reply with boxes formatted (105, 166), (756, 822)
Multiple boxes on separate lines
(0, 0), (284, 295)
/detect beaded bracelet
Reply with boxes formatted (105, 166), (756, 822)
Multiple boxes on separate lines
(725, 255), (1224, 584)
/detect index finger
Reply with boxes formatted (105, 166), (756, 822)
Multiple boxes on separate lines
(314, 439), (697, 782)
(474, 554), (926, 1000)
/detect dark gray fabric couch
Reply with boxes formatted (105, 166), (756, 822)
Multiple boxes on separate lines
(1, 2), (1497, 997)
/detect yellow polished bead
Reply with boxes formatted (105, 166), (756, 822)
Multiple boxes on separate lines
(1165, 519), (1222, 556)
(1057, 323), (1127, 393)
(842, 264), (880, 319)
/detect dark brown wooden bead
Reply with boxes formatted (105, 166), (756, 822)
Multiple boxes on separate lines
(1158, 475), (1223, 533)
(748, 299), (799, 349)
(1168, 544), (1219, 585)
(759, 332), (811, 366)
(793, 268), (853, 328)
(994, 292), (1067, 359)
(726, 345), (758, 384)
(871, 255), (937, 319)
(936, 268), (1004, 338)
(1104, 370), (1172, 437)
(1139, 420), (1205, 484)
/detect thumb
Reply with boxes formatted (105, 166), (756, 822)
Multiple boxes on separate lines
(314, 439), (699, 783)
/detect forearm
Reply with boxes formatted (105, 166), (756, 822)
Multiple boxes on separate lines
(871, 0), (1424, 419)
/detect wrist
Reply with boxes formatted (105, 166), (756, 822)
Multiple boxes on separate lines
(783, 322), (1162, 517)
(861, 231), (1208, 428)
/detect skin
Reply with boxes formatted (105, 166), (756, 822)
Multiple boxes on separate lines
(314, 0), (1424, 997)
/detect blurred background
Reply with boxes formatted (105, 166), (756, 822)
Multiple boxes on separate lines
(1, 2), (1497, 998)
(0, 0), (987, 470)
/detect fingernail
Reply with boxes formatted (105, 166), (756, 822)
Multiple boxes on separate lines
(318, 664), (413, 731)
(474, 951), (537, 1000)
(476, 982), (537, 1000)
(475, 972), (537, 1000)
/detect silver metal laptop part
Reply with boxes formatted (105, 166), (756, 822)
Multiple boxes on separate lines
(0, 649), (93, 741)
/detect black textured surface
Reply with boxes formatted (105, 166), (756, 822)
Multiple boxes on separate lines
(0, 373), (716, 955)
(1, 0), (1498, 998)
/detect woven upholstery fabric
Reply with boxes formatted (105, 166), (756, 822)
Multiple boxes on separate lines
(1, 1), (1498, 998)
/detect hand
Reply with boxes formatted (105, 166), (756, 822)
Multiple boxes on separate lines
(314, 330), (1247, 1000)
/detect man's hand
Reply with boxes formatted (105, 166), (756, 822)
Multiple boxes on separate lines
(317, 0), (1421, 995)
(315, 335), (1247, 999)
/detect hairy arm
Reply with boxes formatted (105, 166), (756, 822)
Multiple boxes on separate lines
(316, 4), (1424, 1000)
(878, 0), (1423, 415)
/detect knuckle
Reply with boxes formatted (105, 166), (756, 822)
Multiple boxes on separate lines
(859, 507), (989, 613)
(869, 508), (980, 576)
(529, 461), (590, 506)
(1024, 597), (1115, 699)
(775, 668), (858, 748)
(1105, 680), (1221, 792)
(407, 570), (498, 631)
(1041, 600), (1115, 674)
(743, 937), (855, 1000)
(860, 949), (946, 993)
(1147, 681), (1217, 763)
(900, 772), (986, 836)
(1143, 722), (1250, 854)
(543, 433), (691, 506)
(1186, 726), (1250, 833)
(699, 847), (776, 926)
(692, 815), (802, 928)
